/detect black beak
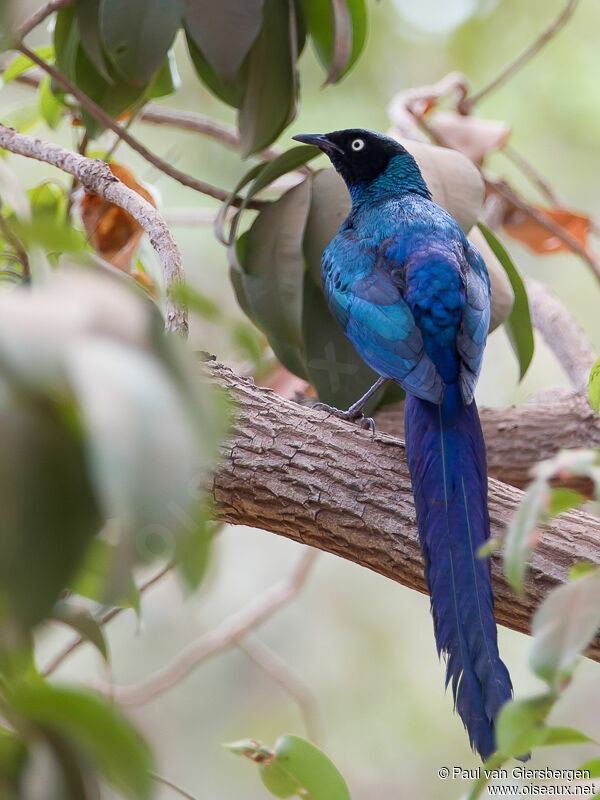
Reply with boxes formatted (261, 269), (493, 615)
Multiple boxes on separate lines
(292, 133), (343, 155)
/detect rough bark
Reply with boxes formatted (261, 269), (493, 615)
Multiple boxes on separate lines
(376, 395), (600, 492)
(207, 361), (600, 661)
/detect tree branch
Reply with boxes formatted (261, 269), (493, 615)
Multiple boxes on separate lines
(204, 361), (600, 660)
(16, 44), (261, 210)
(0, 123), (187, 335)
(98, 550), (317, 705)
(461, 0), (580, 110)
(525, 277), (596, 391)
(16, 0), (77, 40)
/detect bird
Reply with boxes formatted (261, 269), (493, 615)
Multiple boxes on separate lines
(292, 128), (513, 761)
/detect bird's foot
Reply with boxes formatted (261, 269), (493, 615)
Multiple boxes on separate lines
(312, 401), (375, 434)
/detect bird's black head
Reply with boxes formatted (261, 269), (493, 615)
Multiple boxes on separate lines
(292, 128), (416, 189)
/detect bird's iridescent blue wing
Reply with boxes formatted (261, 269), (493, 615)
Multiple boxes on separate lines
(456, 241), (491, 404)
(322, 236), (443, 403)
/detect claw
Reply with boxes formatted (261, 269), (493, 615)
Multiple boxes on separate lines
(312, 400), (376, 435)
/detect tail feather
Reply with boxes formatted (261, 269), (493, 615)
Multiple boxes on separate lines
(404, 385), (512, 760)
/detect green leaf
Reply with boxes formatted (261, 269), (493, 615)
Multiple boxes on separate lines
(301, 0), (367, 84)
(540, 726), (594, 746)
(2, 47), (54, 83)
(38, 77), (64, 129)
(233, 179), (311, 351)
(503, 478), (547, 594)
(548, 486), (584, 517)
(579, 758), (600, 778)
(68, 538), (140, 612)
(495, 694), (554, 757)
(303, 271), (378, 407)
(148, 50), (181, 99)
(9, 684), (153, 799)
(51, 605), (109, 662)
(569, 561), (597, 580)
(0, 103), (42, 134)
(477, 223), (534, 381)
(76, 0), (112, 82)
(184, 0), (263, 83)
(0, 400), (100, 629)
(267, 734), (351, 800)
(238, 0), (298, 156)
(530, 568), (600, 687)
(100, 0), (185, 86)
(246, 145), (320, 203)
(175, 513), (213, 590)
(169, 282), (221, 320)
(589, 356), (600, 415)
(54, 7), (80, 80)
(227, 736), (351, 800)
(303, 168), (349, 285)
(185, 28), (248, 108)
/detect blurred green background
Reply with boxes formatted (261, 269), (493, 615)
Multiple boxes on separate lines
(5, 0), (600, 797)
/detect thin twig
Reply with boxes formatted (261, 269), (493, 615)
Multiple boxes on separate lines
(97, 550), (318, 706)
(16, 0), (77, 40)
(237, 633), (323, 744)
(525, 276), (596, 391)
(150, 772), (198, 800)
(17, 44), (261, 210)
(42, 562), (173, 677)
(501, 144), (561, 206)
(461, 0), (579, 110)
(0, 123), (188, 333)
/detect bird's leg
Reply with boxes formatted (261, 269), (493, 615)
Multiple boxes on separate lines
(312, 377), (390, 433)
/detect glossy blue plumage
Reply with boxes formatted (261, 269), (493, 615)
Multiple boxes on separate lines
(315, 131), (512, 760)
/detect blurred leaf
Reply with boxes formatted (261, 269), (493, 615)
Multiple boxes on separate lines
(548, 486), (584, 517)
(169, 283), (221, 320)
(148, 50), (181, 99)
(10, 684), (153, 799)
(540, 727), (594, 746)
(51, 605), (109, 662)
(477, 223), (534, 381)
(64, 337), (204, 549)
(11, 181), (87, 255)
(579, 758), (600, 778)
(68, 538), (140, 611)
(184, 0), (263, 83)
(0, 400), (100, 629)
(233, 179), (311, 352)
(495, 694), (554, 757)
(99, 0), (184, 86)
(589, 356), (600, 415)
(176, 513), (213, 590)
(569, 561), (597, 580)
(504, 207), (591, 256)
(185, 28), (247, 108)
(238, 0), (298, 156)
(0, 103), (42, 134)
(266, 734), (351, 800)
(530, 568), (600, 688)
(503, 478), (546, 595)
(76, 0), (112, 82)
(38, 77), (64, 129)
(2, 47), (54, 83)
(303, 271), (377, 407)
(301, 0), (366, 83)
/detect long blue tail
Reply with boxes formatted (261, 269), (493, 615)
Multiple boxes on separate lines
(404, 384), (512, 760)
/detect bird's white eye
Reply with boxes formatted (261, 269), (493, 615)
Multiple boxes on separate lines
(351, 138), (365, 152)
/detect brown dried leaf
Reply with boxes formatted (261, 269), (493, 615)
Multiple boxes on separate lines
(427, 110), (511, 163)
(503, 206), (591, 256)
(80, 163), (156, 271)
